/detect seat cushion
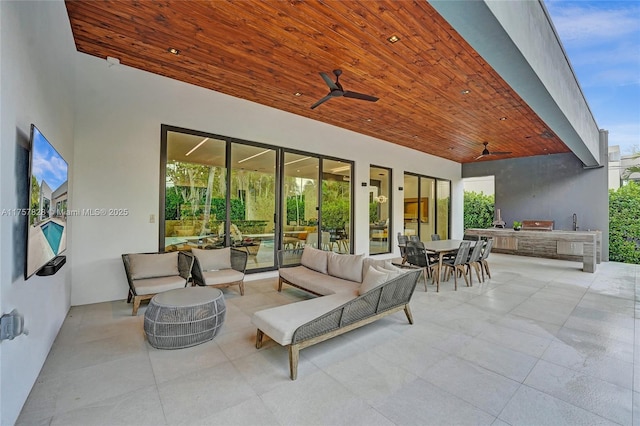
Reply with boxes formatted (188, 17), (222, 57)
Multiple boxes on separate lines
(128, 252), (179, 280)
(327, 252), (364, 283)
(280, 266), (359, 295)
(252, 292), (356, 346)
(192, 247), (232, 271)
(201, 269), (244, 286)
(132, 275), (186, 295)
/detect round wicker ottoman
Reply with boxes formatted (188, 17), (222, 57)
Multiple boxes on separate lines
(144, 287), (226, 349)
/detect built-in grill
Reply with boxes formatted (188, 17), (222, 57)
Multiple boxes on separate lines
(521, 220), (554, 231)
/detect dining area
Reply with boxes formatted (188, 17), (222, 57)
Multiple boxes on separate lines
(397, 233), (494, 292)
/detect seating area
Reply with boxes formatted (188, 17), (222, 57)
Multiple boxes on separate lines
(19, 254), (638, 425)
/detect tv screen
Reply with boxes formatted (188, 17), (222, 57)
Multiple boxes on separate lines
(25, 124), (68, 279)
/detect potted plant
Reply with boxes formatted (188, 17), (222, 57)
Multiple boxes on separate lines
(512, 221), (522, 231)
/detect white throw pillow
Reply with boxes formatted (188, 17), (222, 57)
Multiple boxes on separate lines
(327, 252), (365, 282)
(192, 247), (231, 271)
(374, 265), (403, 280)
(129, 252), (179, 280)
(301, 246), (328, 274)
(359, 266), (389, 295)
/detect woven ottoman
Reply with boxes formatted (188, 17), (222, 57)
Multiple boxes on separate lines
(144, 287), (226, 349)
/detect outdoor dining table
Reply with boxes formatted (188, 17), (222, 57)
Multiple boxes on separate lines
(418, 239), (477, 286)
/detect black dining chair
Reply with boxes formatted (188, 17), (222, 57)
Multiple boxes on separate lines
(442, 241), (471, 291)
(405, 241), (438, 291)
(479, 238), (494, 281)
(465, 240), (485, 285)
(431, 234), (441, 241)
(409, 235), (420, 242)
(397, 233), (408, 263)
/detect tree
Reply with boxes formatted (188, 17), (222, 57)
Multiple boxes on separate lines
(463, 191), (494, 229)
(622, 153), (640, 180)
(609, 181), (640, 264)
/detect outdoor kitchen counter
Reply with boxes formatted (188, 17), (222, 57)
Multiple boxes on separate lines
(464, 228), (601, 273)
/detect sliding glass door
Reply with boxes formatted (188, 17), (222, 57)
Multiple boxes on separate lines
(403, 172), (450, 240)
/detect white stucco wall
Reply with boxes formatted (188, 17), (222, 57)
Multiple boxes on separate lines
(0, 1), (76, 424)
(71, 52), (463, 306)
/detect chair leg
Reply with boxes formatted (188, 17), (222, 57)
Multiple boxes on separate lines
(460, 265), (470, 287)
(473, 263), (482, 283)
(277, 277), (284, 292)
(482, 260), (491, 279)
(239, 281), (245, 296)
(404, 304), (414, 324)
(289, 344), (300, 380)
(423, 268), (428, 292)
(127, 289), (133, 303)
(132, 296), (142, 316)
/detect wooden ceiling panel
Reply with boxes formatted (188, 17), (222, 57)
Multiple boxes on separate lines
(65, 0), (571, 163)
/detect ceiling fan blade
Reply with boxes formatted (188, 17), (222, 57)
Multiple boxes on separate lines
(310, 94), (333, 109)
(490, 151), (512, 156)
(319, 72), (340, 91)
(343, 91), (379, 102)
(474, 154), (486, 160)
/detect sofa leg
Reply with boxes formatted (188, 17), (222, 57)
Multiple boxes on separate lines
(132, 296), (141, 316)
(239, 281), (245, 296)
(404, 304), (414, 324)
(289, 344), (299, 380)
(256, 329), (264, 349)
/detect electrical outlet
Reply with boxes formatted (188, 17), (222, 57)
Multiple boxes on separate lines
(149, 214), (155, 223)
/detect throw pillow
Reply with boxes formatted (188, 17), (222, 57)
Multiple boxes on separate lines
(374, 265), (404, 280)
(327, 252), (365, 282)
(359, 266), (389, 295)
(192, 247), (232, 271)
(301, 246), (328, 274)
(129, 252), (179, 280)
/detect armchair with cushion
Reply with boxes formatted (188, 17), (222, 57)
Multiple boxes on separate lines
(190, 247), (248, 295)
(122, 251), (194, 316)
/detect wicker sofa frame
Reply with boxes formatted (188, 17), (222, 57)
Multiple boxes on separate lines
(256, 254), (421, 379)
(121, 251), (194, 316)
(191, 247), (248, 295)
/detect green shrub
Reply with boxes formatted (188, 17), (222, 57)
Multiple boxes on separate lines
(609, 182), (640, 264)
(464, 191), (494, 229)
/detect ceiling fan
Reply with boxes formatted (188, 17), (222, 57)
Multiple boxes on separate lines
(475, 142), (512, 160)
(310, 69), (379, 109)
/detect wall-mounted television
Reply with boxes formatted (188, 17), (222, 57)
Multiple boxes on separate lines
(25, 124), (68, 279)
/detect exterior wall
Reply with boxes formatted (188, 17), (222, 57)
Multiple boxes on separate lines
(462, 153), (609, 261)
(71, 51), (463, 306)
(429, 0), (601, 166)
(0, 1), (76, 424)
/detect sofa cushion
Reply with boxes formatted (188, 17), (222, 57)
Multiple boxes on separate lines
(252, 292), (356, 345)
(374, 265), (403, 280)
(280, 266), (359, 295)
(327, 252), (365, 283)
(132, 275), (186, 295)
(300, 246), (328, 274)
(201, 269), (244, 286)
(362, 258), (395, 279)
(359, 266), (389, 295)
(129, 252), (179, 280)
(192, 247), (231, 271)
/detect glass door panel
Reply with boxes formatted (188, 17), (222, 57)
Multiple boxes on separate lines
(403, 174), (419, 238)
(437, 180), (450, 239)
(282, 153), (319, 252)
(420, 177), (435, 240)
(164, 131), (226, 252)
(230, 144), (277, 269)
(369, 166), (391, 254)
(321, 159), (352, 253)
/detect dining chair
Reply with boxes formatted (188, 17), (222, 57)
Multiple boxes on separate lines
(465, 240), (485, 285)
(479, 238), (494, 281)
(397, 233), (408, 263)
(442, 241), (471, 290)
(431, 234), (440, 241)
(409, 235), (420, 242)
(404, 241), (438, 291)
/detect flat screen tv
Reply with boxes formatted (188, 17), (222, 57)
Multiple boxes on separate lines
(25, 124), (68, 279)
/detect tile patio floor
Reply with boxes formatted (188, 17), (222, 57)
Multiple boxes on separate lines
(17, 254), (640, 425)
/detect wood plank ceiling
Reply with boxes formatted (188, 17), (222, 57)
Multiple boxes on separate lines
(64, 0), (571, 163)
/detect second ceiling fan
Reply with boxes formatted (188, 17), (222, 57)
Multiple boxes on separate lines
(310, 69), (379, 109)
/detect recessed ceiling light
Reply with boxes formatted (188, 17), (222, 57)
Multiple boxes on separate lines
(461, 89), (471, 94)
(366, 118), (372, 122)
(294, 92), (302, 97)
(499, 116), (507, 121)
(168, 47), (180, 55)
(387, 35), (400, 43)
